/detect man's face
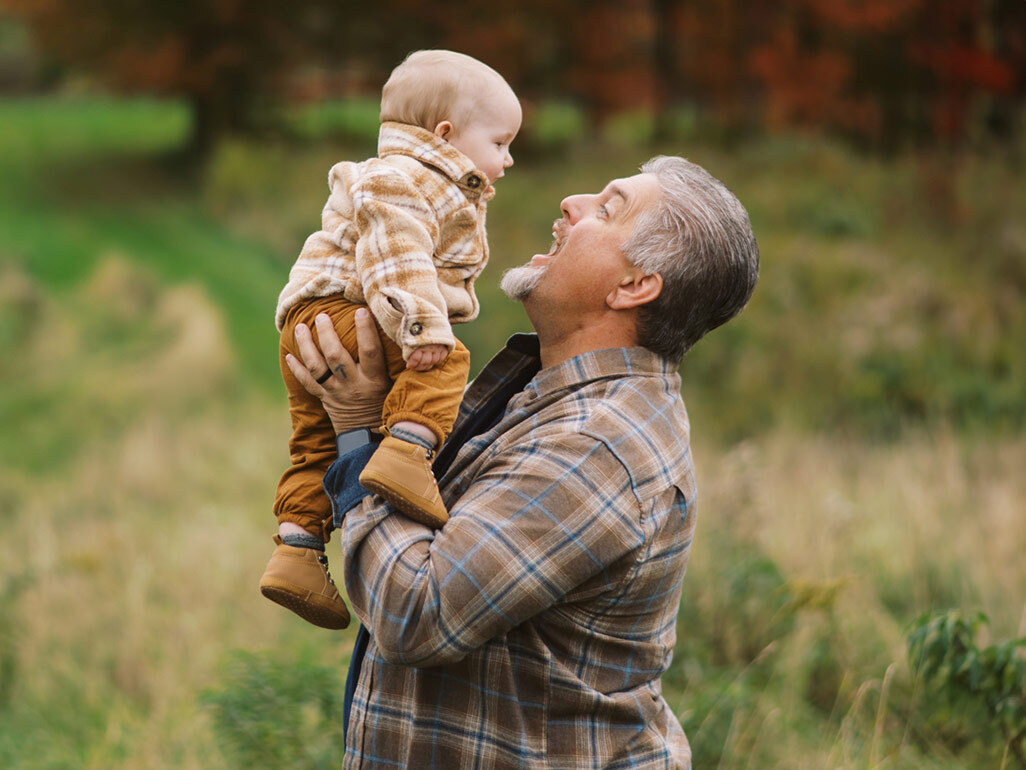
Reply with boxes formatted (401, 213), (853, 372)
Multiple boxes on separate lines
(501, 173), (662, 313)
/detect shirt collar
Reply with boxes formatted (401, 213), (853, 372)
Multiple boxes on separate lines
(378, 121), (495, 201)
(525, 346), (678, 400)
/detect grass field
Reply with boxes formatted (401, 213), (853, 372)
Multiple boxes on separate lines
(1, 96), (1024, 768)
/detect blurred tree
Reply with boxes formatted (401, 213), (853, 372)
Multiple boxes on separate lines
(3, 0), (1023, 152)
(709, 0), (1022, 149)
(905, 0), (1018, 142)
(673, 0), (770, 135)
(1, 0), (359, 161)
(647, 0), (1021, 147)
(566, 0), (658, 121)
(0, 12), (44, 93)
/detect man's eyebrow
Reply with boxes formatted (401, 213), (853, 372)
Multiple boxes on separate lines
(606, 184), (629, 203)
(604, 183), (630, 215)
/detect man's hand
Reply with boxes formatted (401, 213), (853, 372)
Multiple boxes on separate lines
(406, 344), (449, 372)
(285, 309), (391, 434)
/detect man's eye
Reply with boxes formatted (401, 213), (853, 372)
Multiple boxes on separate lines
(599, 205), (609, 218)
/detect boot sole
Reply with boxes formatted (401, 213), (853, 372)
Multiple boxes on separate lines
(260, 581), (351, 630)
(360, 473), (449, 529)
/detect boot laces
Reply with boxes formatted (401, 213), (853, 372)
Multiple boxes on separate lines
(317, 553), (337, 587)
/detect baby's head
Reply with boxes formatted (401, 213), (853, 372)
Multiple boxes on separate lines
(381, 50), (521, 184)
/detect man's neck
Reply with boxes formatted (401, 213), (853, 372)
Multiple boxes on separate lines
(537, 325), (640, 370)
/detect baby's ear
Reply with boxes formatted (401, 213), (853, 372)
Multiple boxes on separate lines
(433, 121), (454, 140)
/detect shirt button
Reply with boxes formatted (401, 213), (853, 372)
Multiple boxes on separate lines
(410, 322), (423, 336)
(466, 175), (481, 188)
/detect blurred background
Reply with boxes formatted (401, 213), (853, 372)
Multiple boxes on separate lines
(1, 2), (1024, 768)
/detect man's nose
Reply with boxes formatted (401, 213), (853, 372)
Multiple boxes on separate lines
(560, 194), (587, 224)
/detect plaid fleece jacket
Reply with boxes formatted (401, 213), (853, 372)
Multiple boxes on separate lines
(275, 121), (493, 359)
(336, 340), (697, 769)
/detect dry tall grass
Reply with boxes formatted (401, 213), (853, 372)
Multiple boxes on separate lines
(1, 260), (355, 768)
(676, 429), (1026, 768)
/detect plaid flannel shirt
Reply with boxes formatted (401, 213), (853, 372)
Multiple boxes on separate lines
(275, 122), (493, 359)
(336, 337), (697, 769)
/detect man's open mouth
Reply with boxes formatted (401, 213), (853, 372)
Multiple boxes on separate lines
(530, 220), (565, 267)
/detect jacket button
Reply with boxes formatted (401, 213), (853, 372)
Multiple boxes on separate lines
(410, 322), (423, 335)
(467, 175), (481, 188)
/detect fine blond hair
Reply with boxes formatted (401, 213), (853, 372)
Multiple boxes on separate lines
(380, 50), (513, 131)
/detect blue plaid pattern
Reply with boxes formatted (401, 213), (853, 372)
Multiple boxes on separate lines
(335, 339), (696, 769)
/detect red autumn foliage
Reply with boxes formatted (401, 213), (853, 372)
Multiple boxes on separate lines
(3, 0), (1023, 151)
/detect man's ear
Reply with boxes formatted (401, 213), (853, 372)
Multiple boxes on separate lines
(607, 272), (663, 310)
(433, 120), (454, 140)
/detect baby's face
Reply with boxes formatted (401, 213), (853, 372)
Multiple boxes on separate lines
(448, 90), (522, 184)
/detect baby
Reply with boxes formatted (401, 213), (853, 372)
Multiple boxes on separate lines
(259, 50), (521, 629)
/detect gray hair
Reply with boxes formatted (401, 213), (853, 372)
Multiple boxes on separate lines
(624, 155), (759, 363)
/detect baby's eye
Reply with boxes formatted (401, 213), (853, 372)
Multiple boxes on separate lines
(599, 205), (609, 218)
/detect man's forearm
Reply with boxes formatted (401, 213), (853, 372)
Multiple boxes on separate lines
(337, 434), (645, 668)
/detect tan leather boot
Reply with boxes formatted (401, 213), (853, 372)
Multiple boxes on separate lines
(358, 436), (449, 528)
(259, 536), (351, 629)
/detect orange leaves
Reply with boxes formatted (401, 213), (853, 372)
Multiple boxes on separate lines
(802, 0), (923, 32)
(749, 30), (853, 128)
(911, 44), (1015, 94)
(4, 0), (1022, 148)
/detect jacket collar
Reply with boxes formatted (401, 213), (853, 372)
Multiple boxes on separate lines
(378, 121), (495, 200)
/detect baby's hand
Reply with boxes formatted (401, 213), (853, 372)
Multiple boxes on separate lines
(407, 344), (449, 372)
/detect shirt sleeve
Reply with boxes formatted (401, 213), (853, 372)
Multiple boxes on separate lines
(351, 165), (455, 360)
(338, 432), (647, 667)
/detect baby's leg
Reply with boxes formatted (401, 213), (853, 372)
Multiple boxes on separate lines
(263, 296), (405, 630)
(359, 341), (471, 527)
(384, 340), (470, 447)
(273, 297), (408, 535)
(274, 297), (360, 538)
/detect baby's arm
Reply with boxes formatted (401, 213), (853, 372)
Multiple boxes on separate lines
(351, 166), (456, 361)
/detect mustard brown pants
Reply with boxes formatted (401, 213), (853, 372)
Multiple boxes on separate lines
(273, 295), (469, 536)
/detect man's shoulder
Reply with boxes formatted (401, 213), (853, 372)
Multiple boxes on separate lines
(585, 376), (693, 499)
(525, 373), (694, 502)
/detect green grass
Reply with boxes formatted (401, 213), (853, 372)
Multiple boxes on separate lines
(2, 95), (1024, 768)
(0, 96), (188, 162)
(0, 98), (285, 401)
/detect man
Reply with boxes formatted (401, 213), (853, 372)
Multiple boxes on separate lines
(286, 155), (759, 769)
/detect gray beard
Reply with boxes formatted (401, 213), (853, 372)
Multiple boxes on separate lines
(500, 265), (544, 301)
